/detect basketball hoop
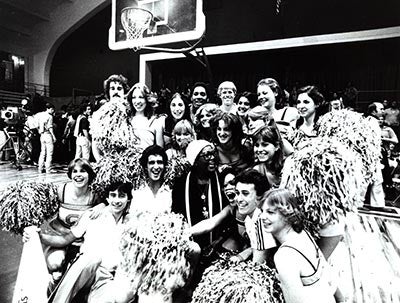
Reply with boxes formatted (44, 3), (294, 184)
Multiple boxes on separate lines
(121, 7), (153, 51)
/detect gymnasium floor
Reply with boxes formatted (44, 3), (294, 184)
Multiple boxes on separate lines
(0, 162), (69, 303)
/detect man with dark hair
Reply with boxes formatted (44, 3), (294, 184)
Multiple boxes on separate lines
(190, 82), (210, 123)
(103, 74), (130, 103)
(37, 102), (56, 173)
(131, 145), (172, 213)
(231, 169), (276, 264)
(74, 104), (92, 160)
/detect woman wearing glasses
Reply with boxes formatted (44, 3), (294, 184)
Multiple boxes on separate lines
(172, 139), (225, 249)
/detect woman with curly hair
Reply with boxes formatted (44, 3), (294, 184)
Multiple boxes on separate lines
(260, 188), (335, 303)
(127, 83), (164, 149)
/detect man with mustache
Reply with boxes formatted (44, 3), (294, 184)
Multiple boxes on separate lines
(103, 74), (129, 103)
(92, 74), (130, 161)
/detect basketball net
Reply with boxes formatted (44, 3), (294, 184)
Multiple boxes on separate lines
(121, 7), (153, 51)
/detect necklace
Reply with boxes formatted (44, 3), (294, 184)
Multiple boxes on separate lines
(198, 181), (209, 219)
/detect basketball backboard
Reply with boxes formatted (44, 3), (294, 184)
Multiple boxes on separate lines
(109, 0), (205, 50)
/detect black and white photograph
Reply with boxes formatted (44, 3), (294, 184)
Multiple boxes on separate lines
(1, 0), (400, 302)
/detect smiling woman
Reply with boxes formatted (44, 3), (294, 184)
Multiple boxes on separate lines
(127, 83), (164, 149)
(37, 158), (105, 290)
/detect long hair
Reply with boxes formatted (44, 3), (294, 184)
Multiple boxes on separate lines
(127, 83), (154, 119)
(295, 85), (327, 129)
(261, 188), (304, 233)
(165, 93), (191, 134)
(210, 112), (244, 148)
(252, 124), (284, 175)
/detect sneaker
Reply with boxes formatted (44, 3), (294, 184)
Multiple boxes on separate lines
(46, 169), (56, 174)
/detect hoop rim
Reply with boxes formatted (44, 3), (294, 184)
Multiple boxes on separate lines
(121, 6), (154, 19)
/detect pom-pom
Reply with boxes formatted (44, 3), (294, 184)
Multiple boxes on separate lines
(91, 99), (140, 152)
(0, 181), (59, 235)
(317, 109), (381, 181)
(192, 254), (283, 303)
(117, 212), (193, 295)
(163, 156), (191, 188)
(281, 137), (364, 229)
(92, 147), (146, 196)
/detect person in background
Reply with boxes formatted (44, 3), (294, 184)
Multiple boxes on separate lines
(257, 78), (298, 135)
(194, 103), (220, 141)
(103, 74), (130, 103)
(384, 100), (400, 142)
(92, 74), (130, 161)
(127, 83), (164, 149)
(329, 92), (344, 111)
(74, 104), (92, 160)
(218, 81), (237, 114)
(166, 119), (196, 160)
(37, 103), (56, 173)
(365, 102), (386, 207)
(210, 112), (252, 172)
(159, 92), (191, 148)
(189, 82), (210, 124)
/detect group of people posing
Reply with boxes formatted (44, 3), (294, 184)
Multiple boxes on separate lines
(22, 74), (385, 303)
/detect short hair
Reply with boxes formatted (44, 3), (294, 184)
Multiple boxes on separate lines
(67, 158), (96, 184)
(103, 74), (129, 100)
(210, 112), (244, 147)
(106, 181), (133, 201)
(234, 169), (270, 197)
(191, 82), (209, 98)
(127, 83), (153, 119)
(46, 103), (55, 109)
(171, 119), (196, 150)
(260, 188), (304, 233)
(217, 81), (237, 96)
(252, 125), (284, 174)
(257, 78), (283, 108)
(139, 144), (168, 171)
(235, 91), (257, 108)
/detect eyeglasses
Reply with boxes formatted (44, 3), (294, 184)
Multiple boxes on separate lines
(193, 92), (206, 97)
(199, 150), (216, 160)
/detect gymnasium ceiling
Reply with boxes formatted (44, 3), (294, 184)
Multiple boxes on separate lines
(0, 0), (73, 47)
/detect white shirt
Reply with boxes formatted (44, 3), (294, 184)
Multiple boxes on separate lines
(71, 207), (125, 263)
(130, 183), (172, 214)
(244, 208), (276, 250)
